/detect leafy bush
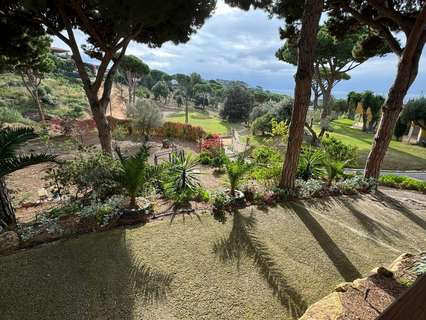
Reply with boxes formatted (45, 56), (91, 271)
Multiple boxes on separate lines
(379, 175), (426, 193)
(321, 137), (358, 166)
(157, 122), (205, 142)
(250, 146), (282, 186)
(112, 124), (129, 141)
(225, 156), (252, 196)
(198, 151), (212, 165)
(295, 179), (326, 198)
(46, 148), (122, 201)
(211, 149), (227, 171)
(336, 176), (377, 194)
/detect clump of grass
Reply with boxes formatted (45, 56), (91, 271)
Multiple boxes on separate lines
(379, 175), (426, 193)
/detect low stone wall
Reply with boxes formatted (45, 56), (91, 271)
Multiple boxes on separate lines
(300, 253), (425, 320)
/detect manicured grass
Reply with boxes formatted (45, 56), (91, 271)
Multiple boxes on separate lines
(165, 111), (235, 135)
(317, 119), (426, 170)
(1, 194), (425, 319)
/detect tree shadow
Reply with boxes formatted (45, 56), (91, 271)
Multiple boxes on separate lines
(213, 209), (308, 319)
(336, 197), (402, 244)
(375, 191), (426, 231)
(285, 202), (362, 282)
(0, 230), (173, 320)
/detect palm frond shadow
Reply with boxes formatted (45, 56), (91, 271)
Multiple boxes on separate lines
(213, 210), (308, 319)
(130, 257), (174, 304)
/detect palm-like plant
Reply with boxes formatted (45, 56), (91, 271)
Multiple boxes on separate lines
(114, 146), (158, 209)
(0, 127), (56, 229)
(297, 147), (324, 181)
(225, 157), (251, 197)
(166, 152), (201, 195)
(323, 159), (347, 186)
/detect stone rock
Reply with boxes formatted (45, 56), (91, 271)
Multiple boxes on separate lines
(37, 188), (49, 200)
(0, 231), (20, 255)
(299, 292), (343, 320)
(376, 266), (394, 278)
(334, 282), (352, 293)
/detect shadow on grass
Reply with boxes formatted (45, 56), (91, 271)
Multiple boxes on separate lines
(213, 209), (308, 319)
(0, 230), (173, 320)
(285, 202), (362, 282)
(375, 191), (426, 231)
(336, 197), (402, 244)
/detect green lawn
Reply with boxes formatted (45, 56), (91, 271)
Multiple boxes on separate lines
(1, 194), (425, 319)
(316, 119), (426, 170)
(165, 111), (237, 135)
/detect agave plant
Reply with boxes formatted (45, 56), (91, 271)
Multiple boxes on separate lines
(323, 159), (347, 186)
(297, 147), (324, 181)
(225, 156), (252, 197)
(165, 152), (201, 203)
(114, 146), (159, 209)
(0, 127), (56, 229)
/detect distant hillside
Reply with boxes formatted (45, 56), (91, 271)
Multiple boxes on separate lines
(0, 73), (89, 124)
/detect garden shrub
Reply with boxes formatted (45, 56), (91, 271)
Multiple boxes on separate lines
(336, 176), (377, 194)
(46, 148), (122, 201)
(295, 179), (326, 198)
(157, 122), (205, 142)
(379, 175), (426, 193)
(321, 136), (358, 166)
(249, 146), (282, 186)
(112, 124), (129, 141)
(198, 151), (212, 165)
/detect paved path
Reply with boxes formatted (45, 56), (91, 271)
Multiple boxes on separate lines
(346, 169), (426, 181)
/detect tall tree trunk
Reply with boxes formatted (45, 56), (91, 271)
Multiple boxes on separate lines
(34, 90), (46, 124)
(362, 110), (368, 131)
(279, 0), (323, 189)
(318, 86), (332, 138)
(365, 38), (425, 179)
(185, 101), (189, 124)
(0, 178), (16, 229)
(91, 98), (113, 155)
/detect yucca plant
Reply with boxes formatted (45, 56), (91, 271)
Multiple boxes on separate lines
(225, 156), (252, 197)
(114, 146), (158, 209)
(0, 127), (56, 229)
(165, 152), (201, 205)
(323, 159), (347, 186)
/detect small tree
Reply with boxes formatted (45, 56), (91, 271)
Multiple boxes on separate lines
(118, 55), (150, 105)
(327, 1), (426, 179)
(2, 1), (216, 154)
(0, 32), (54, 123)
(221, 85), (254, 123)
(152, 81), (170, 103)
(127, 100), (163, 141)
(0, 127), (56, 229)
(347, 91), (363, 120)
(193, 83), (212, 109)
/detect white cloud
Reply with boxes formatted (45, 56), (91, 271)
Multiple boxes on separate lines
(52, 1), (426, 98)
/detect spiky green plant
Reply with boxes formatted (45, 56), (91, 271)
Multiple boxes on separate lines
(0, 127), (56, 229)
(166, 152), (200, 192)
(114, 146), (159, 209)
(297, 147), (324, 181)
(225, 156), (252, 197)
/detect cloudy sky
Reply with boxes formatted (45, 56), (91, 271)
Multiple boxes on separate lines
(53, 1), (426, 98)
